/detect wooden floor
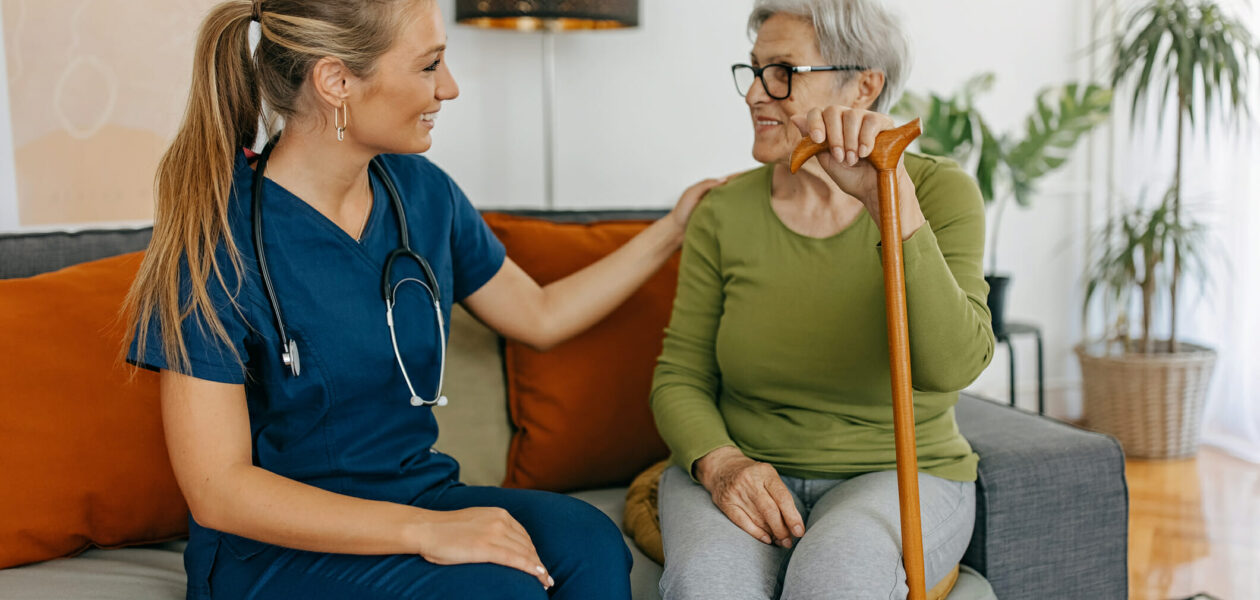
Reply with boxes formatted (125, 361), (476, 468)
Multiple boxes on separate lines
(1127, 447), (1260, 600)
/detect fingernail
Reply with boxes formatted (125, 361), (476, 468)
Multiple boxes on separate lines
(793, 525), (804, 537)
(847, 151), (858, 166)
(832, 147), (844, 161)
(536, 566), (547, 575)
(548, 576), (555, 587)
(859, 144), (870, 157)
(779, 539), (793, 549)
(811, 129), (825, 143)
(760, 535), (772, 544)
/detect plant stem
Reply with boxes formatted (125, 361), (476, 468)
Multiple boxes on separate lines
(988, 193), (1008, 275)
(1171, 91), (1183, 353)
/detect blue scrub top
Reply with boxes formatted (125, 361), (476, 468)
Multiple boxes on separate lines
(129, 151), (506, 572)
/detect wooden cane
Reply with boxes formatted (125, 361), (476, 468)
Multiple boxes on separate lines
(790, 118), (928, 600)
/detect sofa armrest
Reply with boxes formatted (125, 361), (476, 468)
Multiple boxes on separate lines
(955, 394), (1128, 600)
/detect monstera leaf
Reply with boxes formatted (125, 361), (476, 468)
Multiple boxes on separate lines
(893, 73), (1004, 203)
(1005, 83), (1113, 207)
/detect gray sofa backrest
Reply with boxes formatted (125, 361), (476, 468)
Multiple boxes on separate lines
(0, 228), (153, 279)
(0, 210), (663, 280)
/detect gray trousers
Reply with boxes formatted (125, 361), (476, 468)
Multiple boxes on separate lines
(658, 465), (975, 600)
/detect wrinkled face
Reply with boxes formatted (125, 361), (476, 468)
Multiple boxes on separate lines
(349, 1), (458, 154)
(745, 14), (862, 165)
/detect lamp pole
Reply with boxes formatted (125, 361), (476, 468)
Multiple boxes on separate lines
(453, 0), (640, 210)
(541, 28), (557, 209)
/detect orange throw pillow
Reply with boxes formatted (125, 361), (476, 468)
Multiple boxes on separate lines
(0, 252), (187, 569)
(484, 213), (675, 492)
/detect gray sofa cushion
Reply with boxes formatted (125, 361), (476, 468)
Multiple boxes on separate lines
(957, 396), (1129, 599)
(0, 541), (186, 600)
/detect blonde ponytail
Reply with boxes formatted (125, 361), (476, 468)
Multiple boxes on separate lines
(125, 0), (257, 375)
(125, 0), (421, 375)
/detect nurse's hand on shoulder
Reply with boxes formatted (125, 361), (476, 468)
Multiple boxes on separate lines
(412, 507), (554, 590)
(695, 446), (805, 549)
(666, 176), (731, 239)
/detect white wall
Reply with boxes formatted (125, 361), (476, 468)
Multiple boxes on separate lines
(425, 0), (757, 209)
(0, 5), (18, 231)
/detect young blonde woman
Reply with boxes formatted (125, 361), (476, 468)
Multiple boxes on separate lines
(124, 1), (719, 598)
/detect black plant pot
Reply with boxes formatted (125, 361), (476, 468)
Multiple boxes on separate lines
(985, 274), (1010, 338)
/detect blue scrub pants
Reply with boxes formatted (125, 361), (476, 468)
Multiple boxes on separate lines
(205, 484), (632, 599)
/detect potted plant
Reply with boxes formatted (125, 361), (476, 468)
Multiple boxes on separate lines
(1078, 0), (1258, 458)
(1078, 190), (1215, 458)
(894, 76), (1111, 335)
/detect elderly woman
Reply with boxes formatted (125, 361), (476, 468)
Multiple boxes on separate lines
(650, 0), (994, 598)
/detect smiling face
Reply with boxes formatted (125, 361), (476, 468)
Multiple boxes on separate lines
(345, 1), (458, 155)
(746, 14), (866, 165)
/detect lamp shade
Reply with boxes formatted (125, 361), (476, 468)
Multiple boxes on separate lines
(455, 0), (639, 31)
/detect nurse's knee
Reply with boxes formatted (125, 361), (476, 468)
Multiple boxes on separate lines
(430, 563), (549, 600)
(552, 496), (631, 563)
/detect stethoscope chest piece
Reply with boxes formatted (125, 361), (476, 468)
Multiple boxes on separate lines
(282, 339), (301, 377)
(411, 395), (448, 407)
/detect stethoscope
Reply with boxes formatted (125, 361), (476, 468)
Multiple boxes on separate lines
(251, 138), (449, 407)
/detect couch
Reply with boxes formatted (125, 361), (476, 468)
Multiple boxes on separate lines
(0, 211), (1129, 599)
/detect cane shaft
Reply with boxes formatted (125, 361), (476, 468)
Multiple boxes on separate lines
(790, 119), (926, 599)
(878, 167), (926, 600)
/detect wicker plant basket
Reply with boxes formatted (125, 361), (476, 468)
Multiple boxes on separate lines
(1075, 341), (1217, 459)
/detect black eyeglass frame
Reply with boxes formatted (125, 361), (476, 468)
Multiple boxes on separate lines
(731, 63), (868, 100)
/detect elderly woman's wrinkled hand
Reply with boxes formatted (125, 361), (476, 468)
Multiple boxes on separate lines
(695, 446), (805, 548)
(789, 105), (926, 240)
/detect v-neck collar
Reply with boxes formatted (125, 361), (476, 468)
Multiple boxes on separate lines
(257, 167), (385, 246)
(247, 162), (389, 275)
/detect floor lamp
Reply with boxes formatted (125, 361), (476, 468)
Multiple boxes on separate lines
(455, 0), (640, 209)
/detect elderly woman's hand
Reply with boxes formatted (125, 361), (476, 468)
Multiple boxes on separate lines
(694, 446), (805, 548)
(790, 106), (926, 241)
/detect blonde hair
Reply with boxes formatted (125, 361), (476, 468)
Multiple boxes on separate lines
(125, 0), (423, 375)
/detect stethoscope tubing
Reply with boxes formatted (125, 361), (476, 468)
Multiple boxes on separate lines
(251, 135), (448, 406)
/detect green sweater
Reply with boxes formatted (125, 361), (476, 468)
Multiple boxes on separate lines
(650, 154), (994, 483)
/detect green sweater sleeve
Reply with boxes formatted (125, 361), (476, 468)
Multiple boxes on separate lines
(650, 199), (733, 479)
(900, 156), (996, 392)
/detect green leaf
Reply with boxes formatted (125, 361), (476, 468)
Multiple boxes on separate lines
(1005, 83), (1112, 206)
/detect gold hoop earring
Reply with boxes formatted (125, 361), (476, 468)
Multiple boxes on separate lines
(334, 101), (349, 142)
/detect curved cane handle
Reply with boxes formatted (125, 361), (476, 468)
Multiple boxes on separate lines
(788, 118), (922, 173)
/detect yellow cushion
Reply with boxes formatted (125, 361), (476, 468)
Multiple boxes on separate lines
(622, 459), (669, 564)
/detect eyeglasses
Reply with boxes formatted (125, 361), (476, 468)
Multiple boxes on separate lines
(731, 63), (868, 100)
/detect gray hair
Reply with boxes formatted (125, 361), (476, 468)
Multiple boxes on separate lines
(748, 0), (911, 113)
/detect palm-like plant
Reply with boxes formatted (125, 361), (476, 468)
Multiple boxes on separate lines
(894, 76), (1111, 275)
(1084, 190), (1210, 354)
(1107, 0), (1260, 351)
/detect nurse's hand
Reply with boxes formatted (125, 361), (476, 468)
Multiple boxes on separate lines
(413, 507), (553, 589)
(694, 446), (805, 548)
(666, 176), (730, 240)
